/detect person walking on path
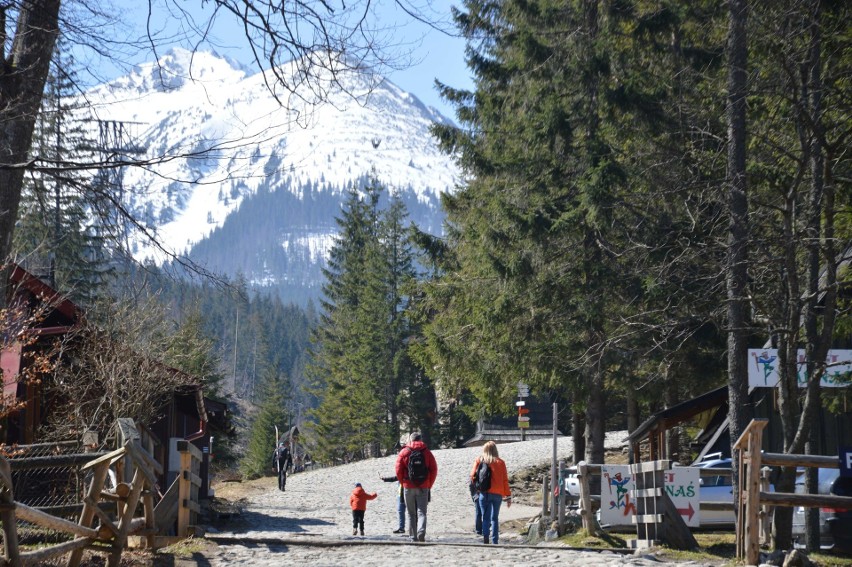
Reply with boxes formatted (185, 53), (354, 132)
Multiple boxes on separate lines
(349, 483), (378, 536)
(470, 441), (511, 544)
(395, 432), (438, 542)
(272, 442), (293, 491)
(380, 473), (406, 533)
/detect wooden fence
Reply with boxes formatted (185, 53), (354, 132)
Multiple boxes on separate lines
(0, 419), (202, 567)
(734, 418), (852, 566)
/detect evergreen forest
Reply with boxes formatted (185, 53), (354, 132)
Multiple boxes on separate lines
(2, 0), (852, 553)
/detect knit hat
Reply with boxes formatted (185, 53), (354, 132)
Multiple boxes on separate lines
(355, 483), (362, 487)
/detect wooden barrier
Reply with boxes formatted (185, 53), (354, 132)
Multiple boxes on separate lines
(734, 418), (852, 565)
(0, 420), (170, 567)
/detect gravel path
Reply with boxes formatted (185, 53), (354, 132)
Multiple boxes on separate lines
(202, 432), (716, 566)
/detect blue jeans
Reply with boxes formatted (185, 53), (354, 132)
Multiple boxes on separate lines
(474, 494), (483, 534)
(397, 496), (406, 530)
(479, 492), (503, 544)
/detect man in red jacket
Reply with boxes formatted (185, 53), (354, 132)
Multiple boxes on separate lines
(395, 432), (438, 542)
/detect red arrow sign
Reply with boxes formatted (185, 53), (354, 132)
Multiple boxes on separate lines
(676, 502), (695, 522)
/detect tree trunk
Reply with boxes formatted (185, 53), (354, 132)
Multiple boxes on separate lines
(584, 364), (605, 466)
(572, 405), (585, 465)
(664, 367), (680, 461)
(0, 0), (62, 302)
(724, 0), (751, 526)
(626, 387), (640, 434)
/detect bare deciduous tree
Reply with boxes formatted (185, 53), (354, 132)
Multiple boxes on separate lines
(44, 296), (196, 440)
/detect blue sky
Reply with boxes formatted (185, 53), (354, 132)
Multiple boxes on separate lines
(98, 0), (473, 121)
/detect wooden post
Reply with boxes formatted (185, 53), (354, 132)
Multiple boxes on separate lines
(744, 426), (764, 566)
(176, 440), (202, 537)
(577, 461), (595, 535)
(68, 459), (111, 567)
(733, 419), (768, 566)
(541, 473), (549, 520)
(551, 402), (558, 523)
(143, 490), (157, 549)
(759, 466), (772, 546)
(0, 456), (20, 567)
(648, 431), (658, 461)
(557, 460), (566, 533)
(109, 468), (145, 567)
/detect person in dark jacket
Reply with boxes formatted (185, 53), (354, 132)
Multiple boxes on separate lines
(381, 473), (406, 533)
(272, 442), (292, 491)
(395, 432), (438, 542)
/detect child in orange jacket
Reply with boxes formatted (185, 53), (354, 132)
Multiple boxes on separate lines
(349, 483), (378, 536)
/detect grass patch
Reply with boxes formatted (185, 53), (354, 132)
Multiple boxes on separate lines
(559, 529), (628, 549)
(809, 552), (852, 567)
(156, 537), (214, 558)
(556, 527), (852, 567)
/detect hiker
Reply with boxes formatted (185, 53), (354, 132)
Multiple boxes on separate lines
(272, 442), (292, 491)
(349, 482), (378, 536)
(469, 475), (483, 535)
(470, 441), (511, 544)
(395, 432), (438, 542)
(381, 473), (406, 533)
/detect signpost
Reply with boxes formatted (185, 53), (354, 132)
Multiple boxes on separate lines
(518, 406), (530, 431)
(517, 382), (530, 440)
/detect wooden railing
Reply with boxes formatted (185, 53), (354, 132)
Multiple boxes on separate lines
(0, 419), (205, 567)
(734, 418), (852, 565)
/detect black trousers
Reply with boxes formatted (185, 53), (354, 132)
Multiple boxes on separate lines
(278, 468), (287, 490)
(352, 509), (365, 530)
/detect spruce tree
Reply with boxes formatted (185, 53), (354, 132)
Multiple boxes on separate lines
(307, 180), (434, 459)
(307, 185), (385, 461)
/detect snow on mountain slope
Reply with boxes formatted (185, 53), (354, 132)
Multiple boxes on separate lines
(84, 48), (459, 264)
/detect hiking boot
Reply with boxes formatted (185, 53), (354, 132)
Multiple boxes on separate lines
(393, 528), (405, 534)
(417, 534), (425, 542)
(483, 534), (489, 544)
(353, 528), (357, 536)
(360, 529), (364, 536)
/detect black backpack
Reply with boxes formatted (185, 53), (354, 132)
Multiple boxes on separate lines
(474, 459), (492, 492)
(407, 448), (429, 484)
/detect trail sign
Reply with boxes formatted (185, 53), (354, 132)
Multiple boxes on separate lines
(517, 421), (530, 429)
(515, 400), (526, 407)
(517, 416), (530, 422)
(518, 407), (530, 415)
(664, 467), (700, 527)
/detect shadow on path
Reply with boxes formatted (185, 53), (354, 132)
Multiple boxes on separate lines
(214, 510), (334, 534)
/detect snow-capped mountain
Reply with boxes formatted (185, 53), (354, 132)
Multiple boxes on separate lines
(84, 48), (459, 302)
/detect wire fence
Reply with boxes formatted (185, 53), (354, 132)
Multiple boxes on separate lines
(1, 440), (103, 550)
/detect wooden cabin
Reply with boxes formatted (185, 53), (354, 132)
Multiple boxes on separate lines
(1, 265), (224, 498)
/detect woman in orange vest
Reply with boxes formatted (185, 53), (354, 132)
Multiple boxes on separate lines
(470, 441), (512, 544)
